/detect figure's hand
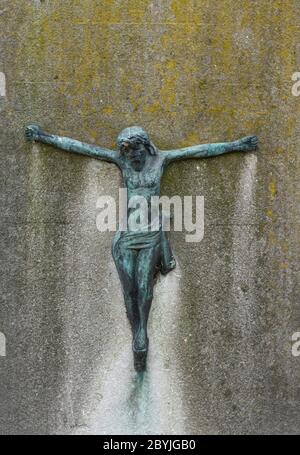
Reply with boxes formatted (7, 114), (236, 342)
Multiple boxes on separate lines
(236, 135), (259, 152)
(25, 124), (42, 141)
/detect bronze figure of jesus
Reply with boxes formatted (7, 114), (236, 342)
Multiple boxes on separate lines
(25, 124), (258, 371)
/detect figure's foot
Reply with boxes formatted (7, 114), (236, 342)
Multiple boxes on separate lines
(161, 256), (176, 275)
(133, 327), (148, 352)
(133, 349), (147, 372)
(132, 328), (149, 372)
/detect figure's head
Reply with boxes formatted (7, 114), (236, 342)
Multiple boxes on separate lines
(117, 126), (157, 171)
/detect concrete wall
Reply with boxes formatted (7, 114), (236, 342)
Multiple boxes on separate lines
(0, 0), (299, 434)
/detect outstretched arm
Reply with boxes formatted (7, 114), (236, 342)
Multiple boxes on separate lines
(25, 124), (121, 166)
(162, 135), (258, 166)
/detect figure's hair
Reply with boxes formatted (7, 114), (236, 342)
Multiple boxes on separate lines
(117, 126), (158, 155)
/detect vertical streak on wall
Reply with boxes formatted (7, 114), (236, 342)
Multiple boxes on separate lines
(232, 154), (258, 327)
(58, 158), (124, 432)
(24, 143), (56, 431)
(231, 153), (258, 426)
(150, 261), (186, 433)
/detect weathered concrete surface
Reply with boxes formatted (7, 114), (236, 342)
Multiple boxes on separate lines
(0, 0), (299, 434)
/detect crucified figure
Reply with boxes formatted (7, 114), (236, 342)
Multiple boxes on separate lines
(25, 124), (258, 371)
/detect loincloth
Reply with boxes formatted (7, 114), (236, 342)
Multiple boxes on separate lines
(112, 229), (176, 275)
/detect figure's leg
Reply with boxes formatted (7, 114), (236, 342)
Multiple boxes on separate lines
(134, 245), (161, 352)
(112, 244), (139, 337)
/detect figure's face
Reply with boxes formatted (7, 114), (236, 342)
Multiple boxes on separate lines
(122, 142), (147, 171)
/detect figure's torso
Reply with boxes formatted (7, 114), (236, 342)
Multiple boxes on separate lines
(121, 153), (164, 200)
